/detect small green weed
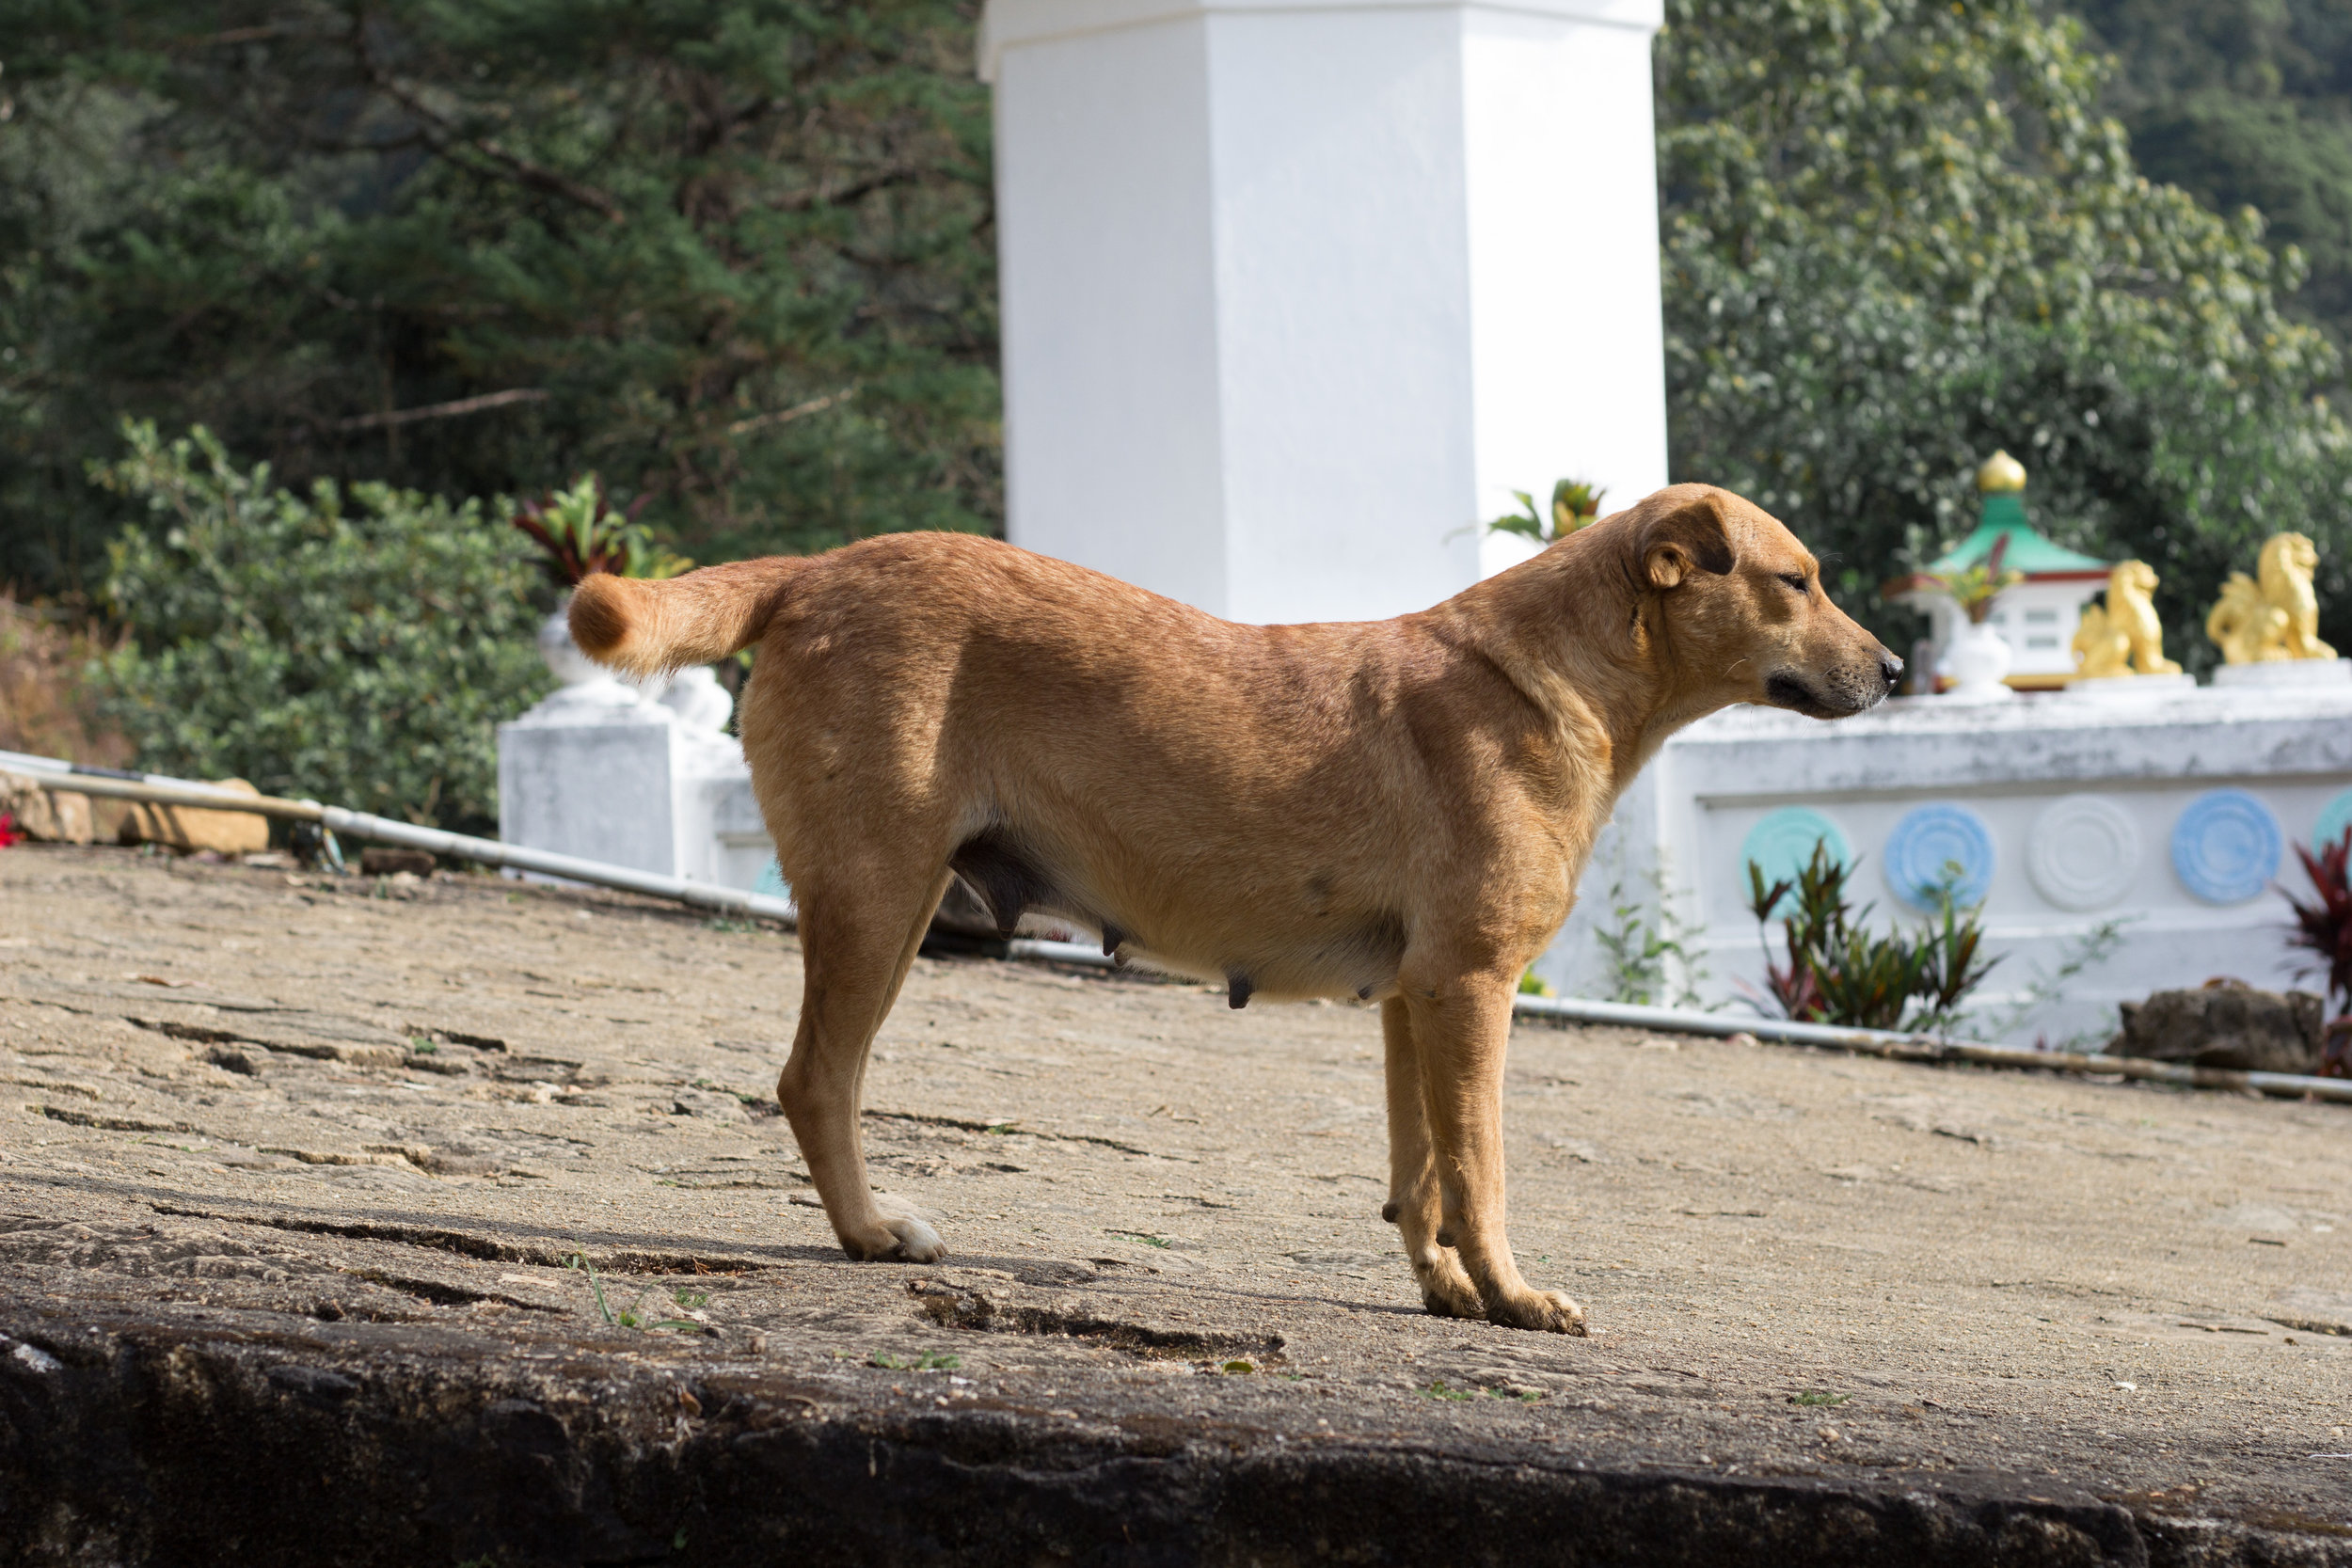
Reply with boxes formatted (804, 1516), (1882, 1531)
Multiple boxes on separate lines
(672, 1288), (710, 1311)
(1221, 1359), (1255, 1375)
(1421, 1381), (1472, 1402)
(1788, 1390), (1851, 1407)
(1107, 1229), (1170, 1248)
(869, 1351), (961, 1371)
(564, 1253), (703, 1333)
(409, 1036), (438, 1054)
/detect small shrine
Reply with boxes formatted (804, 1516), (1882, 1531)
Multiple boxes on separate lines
(1883, 451), (2110, 690)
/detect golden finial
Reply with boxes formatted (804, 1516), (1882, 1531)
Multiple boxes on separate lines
(1976, 450), (2026, 493)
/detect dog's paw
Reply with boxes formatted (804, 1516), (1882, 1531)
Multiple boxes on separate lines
(1413, 1258), (1483, 1320)
(1484, 1288), (1587, 1336)
(840, 1194), (946, 1263)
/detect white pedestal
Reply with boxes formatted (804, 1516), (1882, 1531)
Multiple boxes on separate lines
(981, 0), (1669, 624)
(2212, 658), (2352, 689)
(498, 610), (773, 891)
(2063, 673), (2199, 700)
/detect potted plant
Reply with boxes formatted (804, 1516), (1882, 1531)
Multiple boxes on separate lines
(508, 477), (691, 689)
(1486, 479), (1607, 546)
(1927, 533), (2024, 702)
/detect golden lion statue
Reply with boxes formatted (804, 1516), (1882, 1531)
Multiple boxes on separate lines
(2074, 560), (2181, 678)
(2205, 531), (2335, 663)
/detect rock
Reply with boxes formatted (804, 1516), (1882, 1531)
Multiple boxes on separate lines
(359, 847), (436, 877)
(118, 779), (270, 855)
(201, 1044), (265, 1077)
(0, 778), (98, 844)
(2110, 981), (2323, 1074)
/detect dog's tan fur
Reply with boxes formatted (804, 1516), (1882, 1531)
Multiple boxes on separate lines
(572, 483), (1897, 1332)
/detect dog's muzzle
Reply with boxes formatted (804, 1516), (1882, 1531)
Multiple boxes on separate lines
(1768, 649), (1900, 718)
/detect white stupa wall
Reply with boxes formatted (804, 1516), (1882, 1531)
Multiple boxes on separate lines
(984, 0), (1670, 624)
(1534, 684), (2352, 1044)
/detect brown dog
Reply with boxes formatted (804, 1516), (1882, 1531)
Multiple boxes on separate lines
(572, 483), (1898, 1333)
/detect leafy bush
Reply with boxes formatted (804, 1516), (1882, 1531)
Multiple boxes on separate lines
(92, 422), (551, 833)
(1745, 846), (1996, 1033)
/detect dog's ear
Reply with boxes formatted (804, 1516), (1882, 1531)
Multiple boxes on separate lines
(1638, 490), (1737, 590)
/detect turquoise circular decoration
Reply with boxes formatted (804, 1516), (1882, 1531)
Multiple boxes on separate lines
(1740, 808), (1851, 893)
(1883, 803), (1996, 910)
(2314, 789), (2352, 858)
(2171, 788), (2282, 905)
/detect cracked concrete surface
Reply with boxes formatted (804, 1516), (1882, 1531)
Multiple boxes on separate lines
(2, 845), (2348, 1565)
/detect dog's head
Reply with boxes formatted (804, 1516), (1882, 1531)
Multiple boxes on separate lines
(1612, 484), (1899, 721)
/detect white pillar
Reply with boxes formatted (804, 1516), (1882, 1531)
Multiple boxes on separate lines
(982, 0), (1669, 625)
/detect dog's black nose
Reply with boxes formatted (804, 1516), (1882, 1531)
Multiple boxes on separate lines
(1879, 651), (1904, 690)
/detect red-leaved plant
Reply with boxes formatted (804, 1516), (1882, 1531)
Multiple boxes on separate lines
(2284, 830), (2352, 1077)
(508, 476), (687, 586)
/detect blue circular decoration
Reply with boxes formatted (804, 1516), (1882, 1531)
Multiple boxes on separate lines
(1740, 808), (1851, 893)
(1883, 803), (1997, 911)
(2171, 788), (2283, 906)
(2314, 789), (2352, 859)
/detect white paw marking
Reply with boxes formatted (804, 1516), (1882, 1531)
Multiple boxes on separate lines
(873, 1191), (946, 1263)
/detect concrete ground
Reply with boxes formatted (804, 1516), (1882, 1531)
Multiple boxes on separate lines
(3, 844), (2348, 1566)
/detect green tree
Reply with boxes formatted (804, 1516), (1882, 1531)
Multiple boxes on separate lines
(1658, 0), (2352, 665)
(93, 420), (550, 832)
(2066, 0), (2352, 352)
(1, 1), (996, 601)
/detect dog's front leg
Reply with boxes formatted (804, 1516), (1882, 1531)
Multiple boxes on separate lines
(1379, 999), (1482, 1318)
(1408, 981), (1585, 1334)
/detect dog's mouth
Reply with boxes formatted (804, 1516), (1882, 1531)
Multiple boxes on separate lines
(1765, 670), (1884, 719)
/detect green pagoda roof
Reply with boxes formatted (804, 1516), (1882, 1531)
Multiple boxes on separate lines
(1924, 495), (2108, 579)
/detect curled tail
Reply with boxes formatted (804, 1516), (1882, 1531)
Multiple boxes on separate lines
(568, 557), (810, 680)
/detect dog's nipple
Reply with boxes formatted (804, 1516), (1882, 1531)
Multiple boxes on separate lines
(1226, 972), (1254, 1009)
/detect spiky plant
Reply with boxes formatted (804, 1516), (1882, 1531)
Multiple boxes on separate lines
(2284, 830), (2352, 1076)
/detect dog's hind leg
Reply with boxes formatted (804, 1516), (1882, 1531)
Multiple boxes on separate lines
(778, 863), (955, 1263)
(1379, 999), (1482, 1319)
(1408, 980), (1586, 1335)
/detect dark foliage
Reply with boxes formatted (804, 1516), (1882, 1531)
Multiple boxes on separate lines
(0, 1), (998, 601)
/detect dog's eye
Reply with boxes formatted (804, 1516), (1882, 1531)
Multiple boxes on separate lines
(1776, 573), (1811, 595)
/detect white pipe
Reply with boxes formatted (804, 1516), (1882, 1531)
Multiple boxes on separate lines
(3, 755), (798, 926)
(13, 749), (2345, 1104)
(312, 806), (800, 924)
(985, 946), (2351, 1103)
(1510, 993), (2352, 1105)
